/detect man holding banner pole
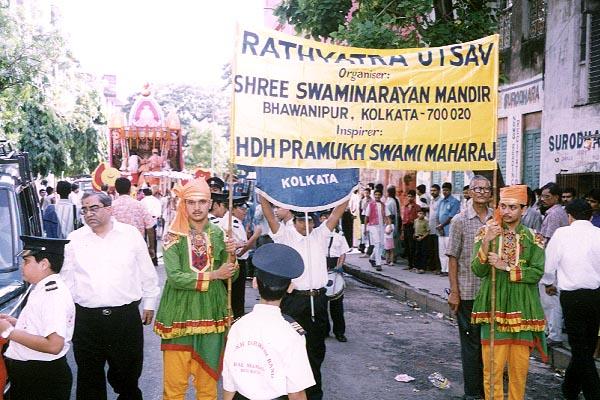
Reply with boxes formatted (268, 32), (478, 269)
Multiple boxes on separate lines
(259, 195), (348, 400)
(470, 185), (547, 400)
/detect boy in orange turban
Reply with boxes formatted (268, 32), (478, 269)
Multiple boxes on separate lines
(154, 178), (238, 400)
(471, 185), (547, 400)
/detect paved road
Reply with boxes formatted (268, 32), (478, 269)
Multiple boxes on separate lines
(67, 266), (563, 399)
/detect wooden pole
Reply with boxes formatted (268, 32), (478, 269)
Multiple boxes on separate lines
(226, 169), (234, 328)
(226, 25), (240, 329)
(489, 166), (498, 398)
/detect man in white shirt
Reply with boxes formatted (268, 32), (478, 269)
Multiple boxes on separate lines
(541, 199), (600, 400)
(68, 183), (83, 209)
(222, 243), (314, 400)
(62, 192), (160, 400)
(55, 181), (79, 239)
(141, 187), (162, 266)
(259, 195), (347, 400)
(428, 184), (442, 272)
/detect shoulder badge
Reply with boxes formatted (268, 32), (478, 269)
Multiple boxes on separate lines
(162, 232), (180, 251)
(45, 280), (58, 292)
(283, 314), (306, 336)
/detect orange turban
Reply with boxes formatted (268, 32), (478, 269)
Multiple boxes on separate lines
(168, 178), (211, 236)
(499, 185), (528, 205)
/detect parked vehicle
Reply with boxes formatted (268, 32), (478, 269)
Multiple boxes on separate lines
(0, 140), (42, 315)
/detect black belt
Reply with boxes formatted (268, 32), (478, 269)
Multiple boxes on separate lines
(292, 288), (326, 296)
(75, 300), (140, 316)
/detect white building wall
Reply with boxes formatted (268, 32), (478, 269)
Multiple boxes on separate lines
(542, 1), (600, 184)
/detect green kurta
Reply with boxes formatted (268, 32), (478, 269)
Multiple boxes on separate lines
(470, 222), (548, 361)
(154, 222), (238, 379)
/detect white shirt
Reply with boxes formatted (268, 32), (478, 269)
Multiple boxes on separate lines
(222, 304), (315, 399)
(541, 220), (600, 291)
(55, 199), (77, 239)
(429, 195), (441, 234)
(327, 230), (350, 258)
(270, 223), (331, 290)
(5, 274), (75, 361)
(68, 191), (83, 208)
(62, 219), (160, 310)
(220, 212), (249, 260)
(140, 195), (162, 218)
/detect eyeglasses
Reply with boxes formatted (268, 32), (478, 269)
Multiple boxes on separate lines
(81, 205), (109, 215)
(471, 187), (492, 193)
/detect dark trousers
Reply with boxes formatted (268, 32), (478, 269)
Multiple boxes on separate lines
(6, 356), (71, 400)
(427, 234), (441, 271)
(560, 287), (600, 400)
(73, 301), (143, 400)
(414, 237), (428, 269)
(402, 223), (416, 267)
(457, 300), (484, 398)
(341, 211), (354, 247)
(281, 290), (328, 400)
(146, 225), (158, 266)
(232, 259), (248, 319)
(327, 295), (346, 336)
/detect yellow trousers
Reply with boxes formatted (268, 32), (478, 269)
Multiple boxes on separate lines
(482, 344), (530, 400)
(163, 350), (217, 400)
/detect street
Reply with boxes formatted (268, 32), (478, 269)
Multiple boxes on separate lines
(68, 264), (562, 400)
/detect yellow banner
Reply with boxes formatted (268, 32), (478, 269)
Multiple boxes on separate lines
(232, 26), (498, 171)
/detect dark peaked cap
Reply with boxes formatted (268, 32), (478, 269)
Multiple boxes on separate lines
(18, 235), (70, 257)
(206, 176), (225, 188)
(211, 192), (227, 203)
(232, 196), (249, 207)
(252, 243), (304, 283)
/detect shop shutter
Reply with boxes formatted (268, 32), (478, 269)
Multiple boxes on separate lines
(432, 171), (442, 186)
(522, 129), (541, 189)
(589, 13), (600, 103)
(497, 135), (508, 184)
(452, 171), (465, 193)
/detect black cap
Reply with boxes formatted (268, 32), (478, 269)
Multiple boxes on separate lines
(291, 210), (318, 221)
(252, 243), (304, 286)
(211, 192), (227, 203)
(18, 236), (69, 257)
(206, 177), (225, 189)
(232, 196), (249, 207)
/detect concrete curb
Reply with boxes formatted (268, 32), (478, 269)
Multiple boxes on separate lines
(343, 260), (575, 371)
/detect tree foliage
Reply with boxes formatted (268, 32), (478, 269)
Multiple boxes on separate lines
(0, 5), (106, 176)
(274, 0), (497, 49)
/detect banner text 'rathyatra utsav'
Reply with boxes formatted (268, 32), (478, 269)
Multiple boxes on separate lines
(231, 27), (499, 171)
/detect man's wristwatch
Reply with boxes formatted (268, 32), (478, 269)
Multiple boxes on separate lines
(504, 263), (511, 272)
(1, 326), (14, 339)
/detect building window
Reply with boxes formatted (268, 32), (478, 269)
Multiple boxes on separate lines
(589, 13), (600, 103)
(528, 0), (546, 38)
(499, 1), (512, 50)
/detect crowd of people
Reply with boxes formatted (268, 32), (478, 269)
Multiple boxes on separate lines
(3, 172), (600, 400)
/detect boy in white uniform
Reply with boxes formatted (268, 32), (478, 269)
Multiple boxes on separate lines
(0, 236), (75, 400)
(223, 243), (315, 400)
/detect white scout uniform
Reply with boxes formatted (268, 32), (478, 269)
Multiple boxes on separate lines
(5, 274), (75, 361)
(220, 212), (249, 260)
(222, 304), (315, 399)
(208, 212), (221, 225)
(327, 230), (350, 260)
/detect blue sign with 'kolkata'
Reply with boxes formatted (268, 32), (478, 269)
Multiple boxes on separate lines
(255, 166), (359, 212)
